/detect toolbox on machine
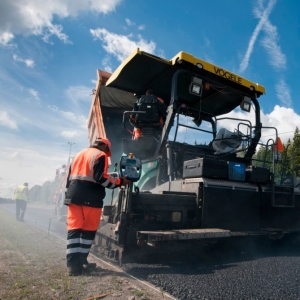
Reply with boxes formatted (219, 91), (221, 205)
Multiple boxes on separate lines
(183, 158), (228, 179)
(246, 166), (270, 183)
(228, 162), (246, 181)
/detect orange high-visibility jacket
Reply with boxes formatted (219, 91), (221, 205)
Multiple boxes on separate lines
(64, 147), (123, 208)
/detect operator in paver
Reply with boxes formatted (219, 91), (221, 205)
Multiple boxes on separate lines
(64, 137), (131, 276)
(130, 89), (167, 139)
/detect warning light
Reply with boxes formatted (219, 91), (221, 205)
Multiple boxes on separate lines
(204, 82), (210, 90)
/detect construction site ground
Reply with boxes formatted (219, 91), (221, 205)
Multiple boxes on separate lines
(0, 207), (169, 300)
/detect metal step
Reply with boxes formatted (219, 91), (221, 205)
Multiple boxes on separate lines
(137, 228), (230, 242)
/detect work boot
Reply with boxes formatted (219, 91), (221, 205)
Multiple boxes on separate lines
(82, 261), (97, 269)
(81, 253), (97, 269)
(20, 212), (25, 221)
(68, 266), (83, 276)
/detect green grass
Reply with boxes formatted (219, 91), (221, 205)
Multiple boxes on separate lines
(134, 289), (145, 297)
(111, 274), (122, 291)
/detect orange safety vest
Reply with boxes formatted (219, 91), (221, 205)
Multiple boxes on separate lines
(69, 148), (121, 188)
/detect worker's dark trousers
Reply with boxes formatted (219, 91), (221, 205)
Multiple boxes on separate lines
(66, 204), (102, 268)
(66, 229), (96, 267)
(15, 199), (27, 221)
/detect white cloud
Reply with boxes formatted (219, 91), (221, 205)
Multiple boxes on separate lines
(13, 54), (35, 68)
(61, 130), (77, 138)
(46, 105), (87, 130)
(65, 85), (92, 103)
(0, 145), (67, 198)
(0, 110), (18, 129)
(0, 0), (122, 45)
(125, 18), (144, 31)
(7, 151), (23, 160)
(42, 24), (71, 45)
(0, 32), (14, 46)
(275, 79), (292, 107)
(29, 88), (39, 100)
(260, 23), (286, 70)
(0, 182), (18, 199)
(239, 0), (292, 107)
(90, 28), (156, 62)
(254, 0), (286, 70)
(221, 105), (300, 144)
(125, 18), (135, 26)
(172, 105), (298, 150)
(102, 56), (113, 73)
(59, 110), (87, 129)
(239, 0), (277, 73)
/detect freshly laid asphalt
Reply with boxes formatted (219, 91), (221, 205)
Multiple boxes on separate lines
(2, 203), (300, 300)
(124, 236), (300, 299)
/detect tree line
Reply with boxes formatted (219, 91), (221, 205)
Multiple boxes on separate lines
(253, 127), (300, 183)
(28, 180), (60, 203)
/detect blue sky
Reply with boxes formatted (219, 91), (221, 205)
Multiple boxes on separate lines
(0, 0), (300, 198)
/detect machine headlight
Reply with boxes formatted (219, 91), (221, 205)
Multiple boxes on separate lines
(189, 77), (203, 96)
(240, 96), (251, 112)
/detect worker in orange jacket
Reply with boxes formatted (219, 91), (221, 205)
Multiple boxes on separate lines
(64, 137), (131, 276)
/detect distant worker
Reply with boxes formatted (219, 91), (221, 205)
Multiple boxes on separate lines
(13, 182), (29, 222)
(53, 192), (58, 215)
(130, 89), (167, 140)
(53, 193), (58, 204)
(64, 137), (132, 276)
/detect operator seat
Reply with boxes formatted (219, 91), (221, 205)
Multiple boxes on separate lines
(134, 95), (160, 124)
(132, 94), (165, 139)
(212, 128), (242, 154)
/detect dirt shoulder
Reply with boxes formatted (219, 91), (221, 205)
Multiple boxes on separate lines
(0, 207), (170, 300)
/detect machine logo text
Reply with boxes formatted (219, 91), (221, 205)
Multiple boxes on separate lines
(214, 67), (242, 84)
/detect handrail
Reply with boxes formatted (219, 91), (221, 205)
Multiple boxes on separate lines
(122, 111), (146, 136)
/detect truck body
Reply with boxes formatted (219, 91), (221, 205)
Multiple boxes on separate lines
(87, 49), (300, 262)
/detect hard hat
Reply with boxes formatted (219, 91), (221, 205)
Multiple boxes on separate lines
(95, 137), (112, 157)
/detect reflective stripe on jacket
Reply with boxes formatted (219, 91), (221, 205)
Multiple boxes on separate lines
(14, 185), (28, 201)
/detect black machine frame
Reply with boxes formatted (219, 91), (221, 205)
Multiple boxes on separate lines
(92, 49), (300, 263)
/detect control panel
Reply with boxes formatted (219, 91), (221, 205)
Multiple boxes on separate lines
(120, 153), (142, 182)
